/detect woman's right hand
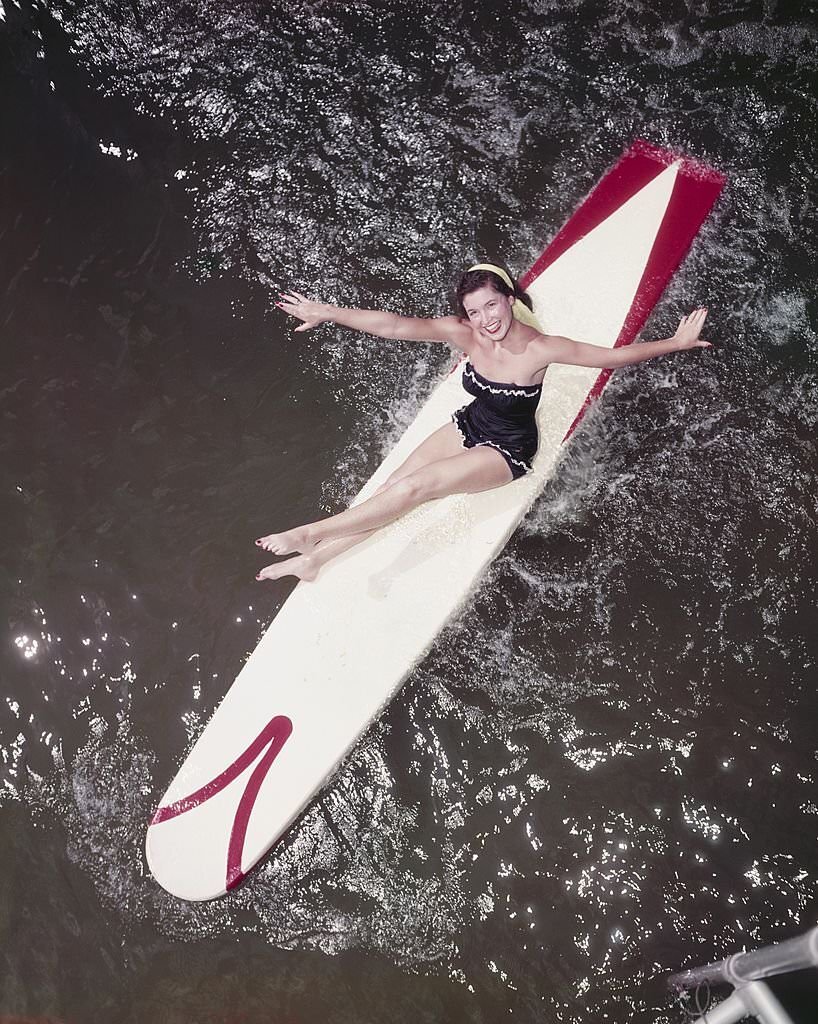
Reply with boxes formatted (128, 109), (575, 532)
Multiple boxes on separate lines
(276, 290), (330, 332)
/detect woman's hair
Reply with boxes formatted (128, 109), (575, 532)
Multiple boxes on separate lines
(453, 264), (534, 318)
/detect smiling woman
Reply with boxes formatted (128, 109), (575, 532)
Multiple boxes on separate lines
(454, 263), (539, 336)
(257, 264), (710, 583)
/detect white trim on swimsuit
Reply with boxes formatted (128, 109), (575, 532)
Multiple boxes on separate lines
(451, 413), (533, 474)
(462, 365), (542, 399)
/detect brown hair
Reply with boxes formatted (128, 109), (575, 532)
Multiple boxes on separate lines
(453, 265), (534, 318)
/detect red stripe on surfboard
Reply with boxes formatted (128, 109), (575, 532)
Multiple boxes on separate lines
(519, 139), (725, 292)
(150, 715), (293, 892)
(457, 142), (725, 445)
(558, 148), (725, 440)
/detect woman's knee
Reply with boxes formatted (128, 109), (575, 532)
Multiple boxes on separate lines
(393, 471), (434, 503)
(375, 469), (404, 496)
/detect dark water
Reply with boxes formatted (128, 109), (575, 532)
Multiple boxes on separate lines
(2, 1), (817, 1021)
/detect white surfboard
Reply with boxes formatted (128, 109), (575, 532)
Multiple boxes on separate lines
(146, 140), (725, 900)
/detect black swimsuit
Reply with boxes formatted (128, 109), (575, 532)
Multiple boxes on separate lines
(452, 362), (541, 480)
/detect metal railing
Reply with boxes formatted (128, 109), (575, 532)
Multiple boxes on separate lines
(668, 926), (818, 1024)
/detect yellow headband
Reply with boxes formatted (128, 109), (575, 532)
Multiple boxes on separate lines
(466, 262), (542, 331)
(468, 262), (516, 291)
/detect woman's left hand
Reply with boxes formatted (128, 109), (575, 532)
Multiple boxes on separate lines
(276, 290), (329, 332)
(673, 307), (711, 349)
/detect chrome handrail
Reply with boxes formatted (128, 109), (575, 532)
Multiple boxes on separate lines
(670, 926), (818, 990)
(667, 926), (818, 1024)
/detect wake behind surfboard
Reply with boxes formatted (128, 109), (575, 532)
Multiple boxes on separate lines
(146, 139), (725, 901)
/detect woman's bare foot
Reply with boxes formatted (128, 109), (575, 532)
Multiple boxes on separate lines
(255, 524), (315, 556)
(256, 553), (319, 583)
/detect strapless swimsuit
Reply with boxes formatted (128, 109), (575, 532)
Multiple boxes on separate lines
(452, 361), (541, 480)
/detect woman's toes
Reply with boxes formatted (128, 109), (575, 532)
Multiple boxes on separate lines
(256, 554), (318, 583)
(252, 528), (313, 558)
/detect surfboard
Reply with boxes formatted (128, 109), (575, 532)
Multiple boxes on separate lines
(146, 139), (725, 901)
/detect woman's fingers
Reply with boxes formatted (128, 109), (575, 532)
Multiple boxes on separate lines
(678, 307), (708, 334)
(277, 293), (313, 325)
(673, 308), (711, 349)
(277, 290), (323, 333)
(276, 300), (303, 317)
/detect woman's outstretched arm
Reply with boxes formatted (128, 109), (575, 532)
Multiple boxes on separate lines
(541, 308), (711, 369)
(277, 290), (473, 349)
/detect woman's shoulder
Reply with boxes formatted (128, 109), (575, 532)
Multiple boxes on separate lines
(516, 331), (562, 374)
(438, 315), (476, 351)
(521, 329), (553, 357)
(527, 331), (566, 354)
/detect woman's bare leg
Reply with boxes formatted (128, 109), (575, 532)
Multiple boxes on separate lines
(256, 442), (512, 558)
(257, 421), (469, 582)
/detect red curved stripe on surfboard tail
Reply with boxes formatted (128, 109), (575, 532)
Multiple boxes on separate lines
(150, 715), (293, 891)
(225, 719), (294, 889)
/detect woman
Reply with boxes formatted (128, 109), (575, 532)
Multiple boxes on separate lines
(256, 264), (709, 582)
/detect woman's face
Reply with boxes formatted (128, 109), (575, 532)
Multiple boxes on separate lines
(462, 285), (515, 341)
